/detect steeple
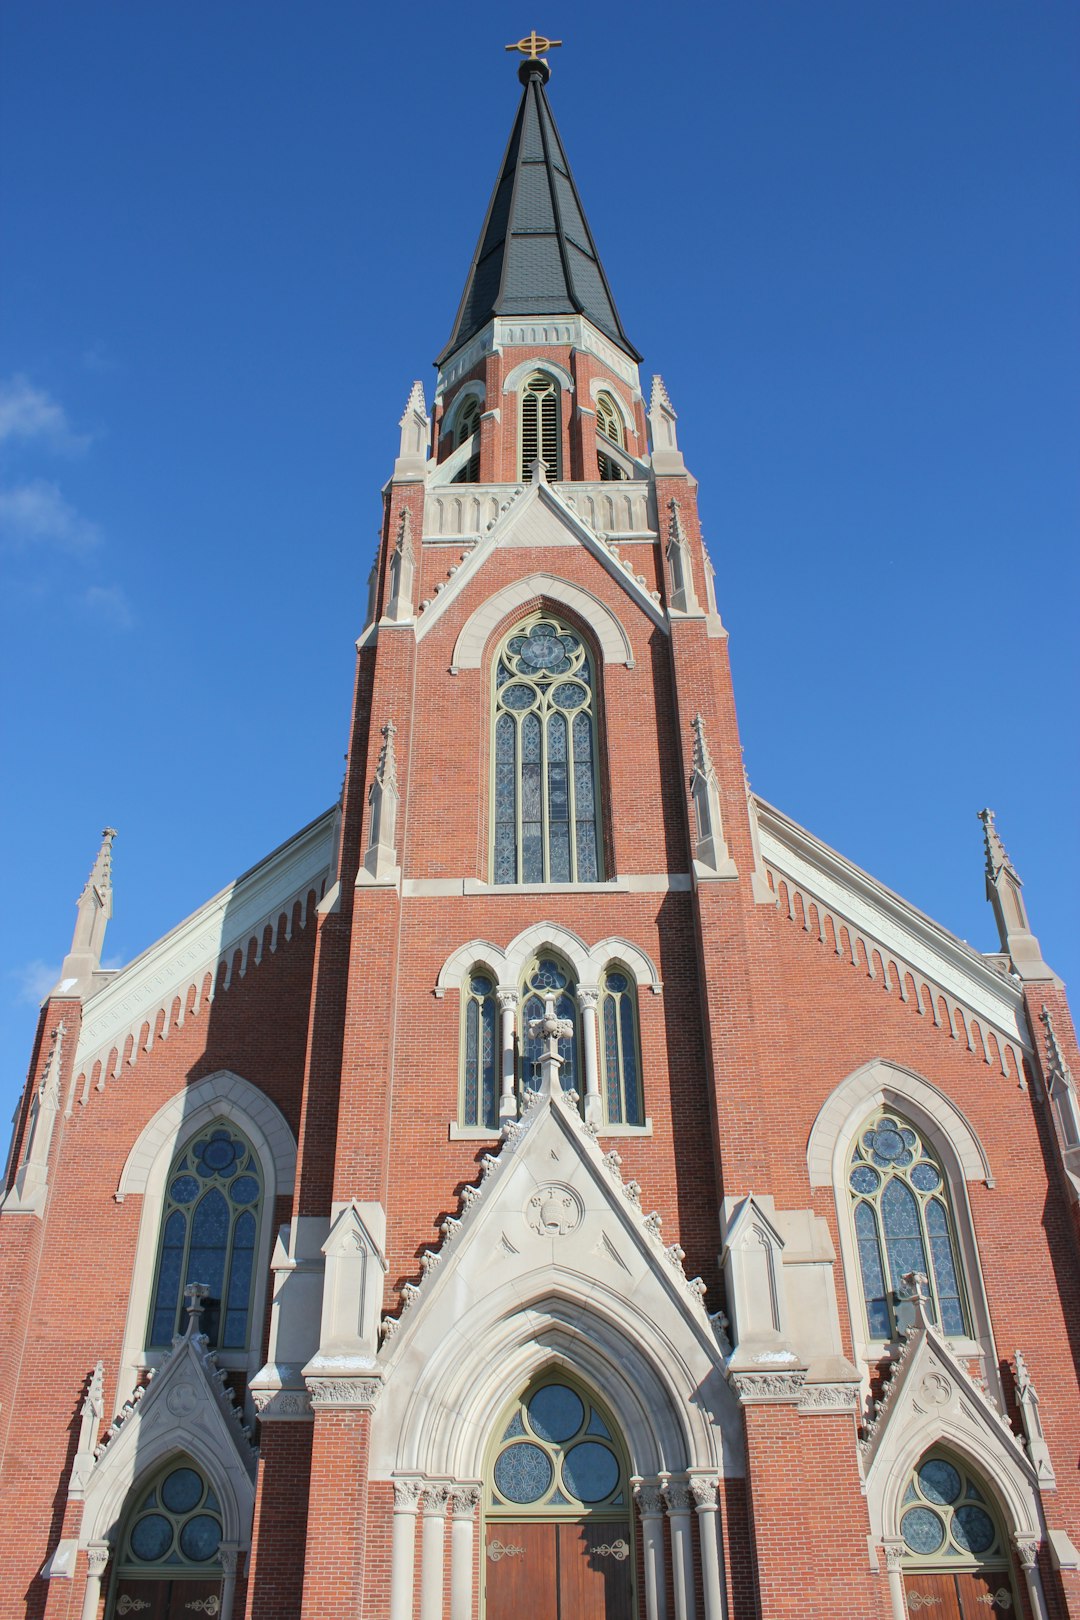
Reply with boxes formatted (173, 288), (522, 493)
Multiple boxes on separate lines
(59, 827), (116, 989)
(438, 47), (640, 365)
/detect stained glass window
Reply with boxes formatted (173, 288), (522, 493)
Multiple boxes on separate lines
(462, 972), (498, 1131)
(899, 1452), (1007, 1570)
(121, 1460), (223, 1571)
(848, 1114), (967, 1340)
(520, 957), (579, 1101)
(492, 617), (603, 885)
(148, 1123), (263, 1349)
(488, 1378), (626, 1519)
(601, 969), (643, 1126)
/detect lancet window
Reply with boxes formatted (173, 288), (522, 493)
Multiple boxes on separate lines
(461, 971), (498, 1132)
(451, 395), (481, 483)
(848, 1113), (967, 1340)
(492, 616), (602, 885)
(148, 1123), (263, 1350)
(520, 371), (561, 480)
(595, 391), (626, 482)
(600, 968), (643, 1125)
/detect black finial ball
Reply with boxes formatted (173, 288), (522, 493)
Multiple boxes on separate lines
(518, 57), (551, 86)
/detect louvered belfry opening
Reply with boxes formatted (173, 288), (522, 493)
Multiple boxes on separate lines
(521, 373), (561, 481)
(595, 392), (626, 482)
(452, 397), (482, 483)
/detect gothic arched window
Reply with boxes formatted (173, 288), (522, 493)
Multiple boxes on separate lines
(520, 955), (579, 1100)
(600, 968), (643, 1126)
(461, 970), (498, 1132)
(520, 372), (561, 480)
(452, 396), (481, 483)
(488, 1376), (628, 1515)
(148, 1123), (263, 1350)
(492, 616), (602, 886)
(897, 1452), (1016, 1614)
(595, 392), (626, 482)
(848, 1113), (967, 1340)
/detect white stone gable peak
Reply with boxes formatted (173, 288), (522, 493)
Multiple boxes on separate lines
(377, 1083), (715, 1358)
(415, 479), (668, 642)
(323, 1200), (389, 1263)
(720, 1192), (786, 1258)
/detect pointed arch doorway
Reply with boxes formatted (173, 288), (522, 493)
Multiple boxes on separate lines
(897, 1451), (1019, 1617)
(484, 1374), (634, 1620)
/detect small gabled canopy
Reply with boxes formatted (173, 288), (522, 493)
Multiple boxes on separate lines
(438, 63), (641, 365)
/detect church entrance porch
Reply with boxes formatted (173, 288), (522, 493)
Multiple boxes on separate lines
(483, 1377), (635, 1620)
(485, 1521), (633, 1620)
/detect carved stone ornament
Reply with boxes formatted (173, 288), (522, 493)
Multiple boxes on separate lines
(86, 1544), (111, 1576)
(662, 1481), (693, 1513)
(918, 1371), (952, 1408)
(218, 1546), (241, 1575)
(881, 1540), (907, 1573)
(525, 1183), (583, 1237)
(422, 1484), (452, 1515)
(393, 1479), (424, 1511)
(730, 1370), (807, 1403)
(251, 1388), (312, 1421)
(306, 1377), (382, 1410)
(689, 1474), (719, 1509)
(450, 1484), (482, 1517)
(797, 1382), (861, 1413)
(633, 1479), (666, 1517)
(1013, 1535), (1040, 1570)
(166, 1382), (198, 1417)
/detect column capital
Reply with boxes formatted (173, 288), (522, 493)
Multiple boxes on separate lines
(1014, 1533), (1041, 1570)
(219, 1543), (242, 1575)
(688, 1472), (719, 1511)
(394, 1477), (425, 1512)
(662, 1478), (693, 1513)
(496, 985), (520, 1012)
(631, 1476), (666, 1517)
(85, 1542), (111, 1576)
(576, 986), (601, 1012)
(422, 1483), (453, 1516)
(450, 1483), (482, 1518)
(880, 1539), (906, 1573)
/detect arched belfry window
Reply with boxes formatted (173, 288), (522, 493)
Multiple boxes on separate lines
(600, 968), (643, 1126)
(848, 1113), (967, 1340)
(897, 1452), (1016, 1614)
(492, 616), (602, 885)
(452, 396), (481, 484)
(148, 1123), (263, 1350)
(109, 1458), (225, 1611)
(595, 392), (626, 482)
(521, 372), (561, 481)
(461, 970), (498, 1131)
(520, 955), (579, 1099)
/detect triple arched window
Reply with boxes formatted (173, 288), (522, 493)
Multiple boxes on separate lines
(521, 372), (561, 481)
(847, 1112), (967, 1340)
(492, 616), (602, 886)
(148, 1123), (263, 1350)
(459, 954), (643, 1132)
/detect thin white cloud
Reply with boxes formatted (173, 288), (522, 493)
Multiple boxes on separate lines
(11, 960), (61, 1005)
(0, 479), (101, 554)
(82, 583), (135, 630)
(0, 374), (90, 453)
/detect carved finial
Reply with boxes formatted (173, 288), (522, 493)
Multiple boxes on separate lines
(38, 1021), (66, 1105)
(691, 714), (714, 781)
(395, 382), (429, 480)
(526, 991), (574, 1097)
(651, 375), (675, 417)
(60, 829), (116, 988)
(900, 1270), (932, 1333)
(649, 375), (684, 472)
(183, 1281), (210, 1336)
(400, 380), (427, 426)
(1014, 1349), (1031, 1392)
(977, 809), (1052, 979)
(528, 456), (548, 485)
(376, 720), (398, 793)
(1039, 1005), (1072, 1088)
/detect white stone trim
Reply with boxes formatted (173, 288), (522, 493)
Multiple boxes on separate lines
(588, 379), (637, 439)
(501, 357), (575, 397)
(449, 573), (635, 671)
(72, 811), (334, 1099)
(442, 380), (486, 438)
(114, 1071), (296, 1397)
(434, 925), (661, 997)
(807, 1060), (992, 1188)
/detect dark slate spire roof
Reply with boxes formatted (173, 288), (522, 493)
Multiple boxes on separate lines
(438, 64), (641, 365)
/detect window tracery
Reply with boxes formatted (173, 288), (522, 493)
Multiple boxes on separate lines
(492, 616), (602, 885)
(520, 955), (579, 1099)
(488, 1376), (627, 1516)
(117, 1459), (224, 1572)
(848, 1113), (967, 1340)
(899, 1453), (1007, 1569)
(148, 1123), (262, 1350)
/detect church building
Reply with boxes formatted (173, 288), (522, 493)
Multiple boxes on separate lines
(2, 34), (1079, 1620)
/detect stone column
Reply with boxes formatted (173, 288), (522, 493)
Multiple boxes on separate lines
(497, 989), (519, 1120)
(219, 1544), (241, 1620)
(1015, 1535), (1050, 1620)
(663, 1480), (697, 1620)
(577, 987), (602, 1126)
(450, 1485), (481, 1620)
(880, 1541), (907, 1620)
(689, 1474), (725, 1620)
(633, 1478), (669, 1620)
(420, 1485), (451, 1620)
(391, 1479), (424, 1620)
(80, 1543), (110, 1620)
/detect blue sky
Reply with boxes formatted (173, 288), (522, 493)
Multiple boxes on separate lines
(1, 1), (1077, 1128)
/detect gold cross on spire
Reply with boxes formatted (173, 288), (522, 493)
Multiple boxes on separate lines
(505, 29), (563, 62)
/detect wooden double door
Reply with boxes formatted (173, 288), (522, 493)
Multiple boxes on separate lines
(485, 1519), (633, 1620)
(903, 1569), (1016, 1616)
(110, 1577), (222, 1617)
